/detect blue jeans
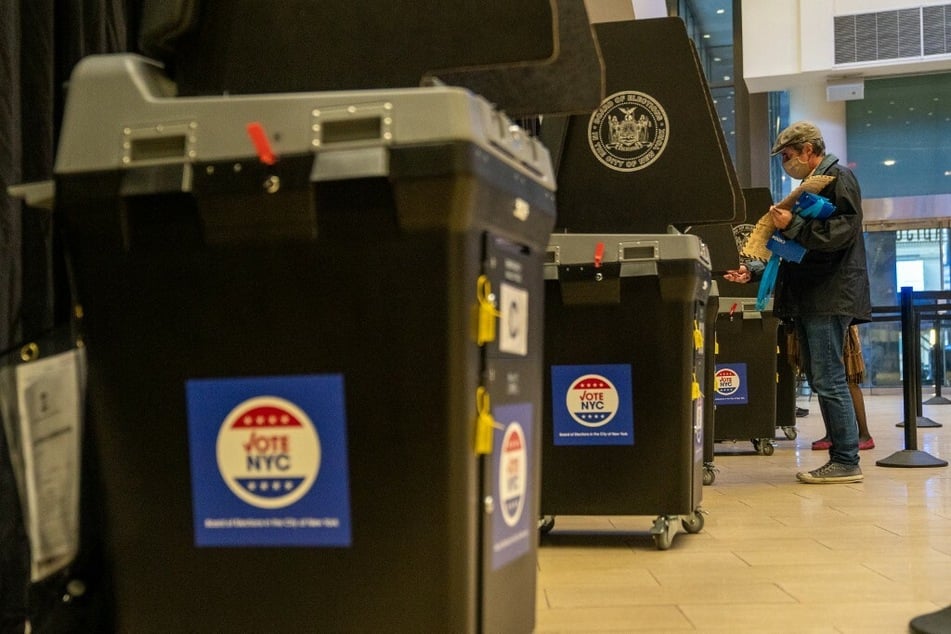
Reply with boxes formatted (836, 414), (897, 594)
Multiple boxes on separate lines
(796, 315), (859, 465)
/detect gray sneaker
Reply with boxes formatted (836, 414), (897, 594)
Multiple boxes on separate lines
(797, 461), (863, 484)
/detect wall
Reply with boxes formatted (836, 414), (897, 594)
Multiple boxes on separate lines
(787, 83), (848, 163)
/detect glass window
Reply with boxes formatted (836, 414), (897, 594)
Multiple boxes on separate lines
(767, 91), (790, 203)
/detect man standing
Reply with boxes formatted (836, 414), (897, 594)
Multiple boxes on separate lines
(726, 121), (872, 483)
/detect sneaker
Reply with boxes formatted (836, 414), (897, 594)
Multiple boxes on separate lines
(796, 407), (809, 417)
(859, 437), (875, 450)
(811, 438), (832, 450)
(797, 461), (863, 484)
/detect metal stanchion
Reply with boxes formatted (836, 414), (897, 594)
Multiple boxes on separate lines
(877, 287), (948, 468)
(924, 316), (951, 404)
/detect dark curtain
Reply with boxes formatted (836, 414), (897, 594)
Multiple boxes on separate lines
(1, 1), (136, 631)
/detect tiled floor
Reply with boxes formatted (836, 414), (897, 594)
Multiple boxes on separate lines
(535, 389), (951, 633)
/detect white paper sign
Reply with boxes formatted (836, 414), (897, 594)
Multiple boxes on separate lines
(1, 348), (85, 581)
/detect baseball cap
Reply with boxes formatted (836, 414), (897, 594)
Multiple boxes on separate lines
(770, 121), (823, 155)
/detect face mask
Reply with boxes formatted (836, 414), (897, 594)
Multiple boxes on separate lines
(782, 154), (811, 179)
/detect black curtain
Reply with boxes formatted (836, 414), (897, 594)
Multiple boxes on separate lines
(1, 2), (135, 631)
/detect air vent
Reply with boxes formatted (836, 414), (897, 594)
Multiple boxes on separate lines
(923, 5), (950, 55)
(834, 6), (948, 64)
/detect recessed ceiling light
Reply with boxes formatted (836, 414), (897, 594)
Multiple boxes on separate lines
(703, 33), (711, 39)
(945, 170), (951, 176)
(713, 57), (722, 62)
(723, 75), (731, 81)
(883, 159), (896, 166)
(717, 8), (726, 14)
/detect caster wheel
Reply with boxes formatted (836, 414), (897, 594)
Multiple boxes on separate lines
(650, 516), (675, 550)
(538, 515), (555, 534)
(703, 464), (717, 485)
(681, 510), (704, 534)
(762, 441), (775, 456)
(751, 438), (761, 453)
(783, 426), (798, 440)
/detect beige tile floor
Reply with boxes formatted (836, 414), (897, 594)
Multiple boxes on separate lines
(535, 389), (951, 633)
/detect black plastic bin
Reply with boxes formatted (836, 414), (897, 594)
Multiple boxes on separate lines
(539, 233), (710, 549)
(702, 281), (720, 484)
(52, 55), (556, 633)
(713, 296), (779, 454)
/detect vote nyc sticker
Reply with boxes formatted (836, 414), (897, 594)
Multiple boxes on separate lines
(550, 364), (634, 446)
(714, 363), (749, 405)
(186, 374), (351, 547)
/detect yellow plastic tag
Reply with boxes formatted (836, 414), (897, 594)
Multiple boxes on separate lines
(714, 335), (719, 356)
(691, 373), (701, 400)
(474, 386), (503, 454)
(476, 275), (500, 346)
(693, 320), (704, 350)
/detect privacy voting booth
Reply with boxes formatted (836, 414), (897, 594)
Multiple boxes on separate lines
(536, 17), (741, 547)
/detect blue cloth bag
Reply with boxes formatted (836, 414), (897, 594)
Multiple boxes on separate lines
(756, 191), (835, 310)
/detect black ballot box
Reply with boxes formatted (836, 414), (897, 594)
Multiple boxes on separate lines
(539, 232), (710, 549)
(52, 54), (556, 633)
(702, 281), (720, 484)
(713, 296), (780, 454)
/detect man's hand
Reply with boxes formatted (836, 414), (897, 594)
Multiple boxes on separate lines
(770, 204), (793, 230)
(723, 264), (751, 283)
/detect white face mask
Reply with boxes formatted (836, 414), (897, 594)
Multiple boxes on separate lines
(782, 153), (812, 180)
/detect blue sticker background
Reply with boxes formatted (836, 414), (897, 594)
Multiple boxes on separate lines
(186, 374), (351, 547)
(491, 402), (534, 571)
(550, 364), (634, 446)
(714, 363), (749, 405)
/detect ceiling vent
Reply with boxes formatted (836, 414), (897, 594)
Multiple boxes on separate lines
(834, 6), (951, 64)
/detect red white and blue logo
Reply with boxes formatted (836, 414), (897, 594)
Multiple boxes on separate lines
(499, 422), (527, 528)
(566, 374), (620, 427)
(551, 364), (634, 446)
(216, 396), (320, 509)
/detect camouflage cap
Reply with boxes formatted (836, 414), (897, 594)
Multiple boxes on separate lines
(770, 121), (823, 155)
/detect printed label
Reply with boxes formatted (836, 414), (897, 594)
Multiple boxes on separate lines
(186, 374), (351, 547)
(550, 364), (634, 446)
(714, 363), (749, 405)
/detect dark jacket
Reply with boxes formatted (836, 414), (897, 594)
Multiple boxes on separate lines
(773, 154), (872, 324)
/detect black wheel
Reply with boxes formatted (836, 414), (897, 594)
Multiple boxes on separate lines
(703, 467), (716, 486)
(783, 426), (798, 440)
(751, 438), (761, 453)
(681, 511), (705, 534)
(538, 515), (555, 534)
(653, 526), (673, 550)
(651, 516), (675, 550)
(762, 441), (775, 456)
